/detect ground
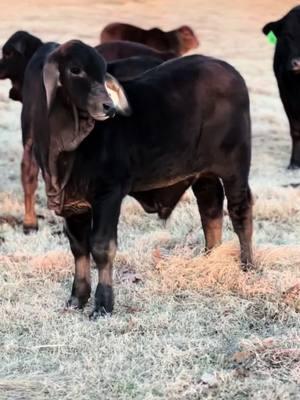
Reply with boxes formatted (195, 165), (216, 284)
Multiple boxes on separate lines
(1, 0), (300, 399)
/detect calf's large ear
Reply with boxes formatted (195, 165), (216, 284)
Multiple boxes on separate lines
(12, 40), (26, 55)
(43, 59), (60, 112)
(105, 73), (131, 116)
(262, 19), (283, 36)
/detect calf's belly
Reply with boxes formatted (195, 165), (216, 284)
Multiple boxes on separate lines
(130, 145), (213, 192)
(132, 172), (201, 191)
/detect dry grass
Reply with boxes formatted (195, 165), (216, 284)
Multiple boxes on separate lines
(152, 243), (300, 305)
(1, 0), (300, 399)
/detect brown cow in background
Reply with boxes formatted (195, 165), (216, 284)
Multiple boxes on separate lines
(96, 40), (176, 62)
(100, 23), (199, 55)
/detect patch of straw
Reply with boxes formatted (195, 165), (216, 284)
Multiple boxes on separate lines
(151, 242), (300, 306)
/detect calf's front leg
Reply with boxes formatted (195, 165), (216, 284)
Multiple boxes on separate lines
(90, 186), (124, 319)
(65, 211), (92, 309)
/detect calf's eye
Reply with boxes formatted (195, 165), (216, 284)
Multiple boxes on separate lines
(70, 66), (82, 75)
(3, 50), (13, 59)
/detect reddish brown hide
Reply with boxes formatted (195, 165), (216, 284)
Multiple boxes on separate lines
(21, 138), (39, 233)
(100, 23), (199, 55)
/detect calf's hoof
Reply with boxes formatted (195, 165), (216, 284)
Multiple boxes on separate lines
(89, 283), (114, 320)
(89, 307), (112, 320)
(23, 223), (38, 235)
(66, 295), (88, 310)
(241, 262), (256, 272)
(68, 279), (91, 309)
(158, 207), (173, 220)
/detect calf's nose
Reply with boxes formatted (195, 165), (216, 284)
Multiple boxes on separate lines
(291, 58), (300, 71)
(103, 103), (116, 118)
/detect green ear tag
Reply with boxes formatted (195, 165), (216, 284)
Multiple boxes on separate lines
(267, 30), (277, 45)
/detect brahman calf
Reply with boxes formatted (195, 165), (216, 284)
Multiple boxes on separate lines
(100, 23), (199, 55)
(263, 6), (300, 168)
(0, 31), (177, 233)
(23, 40), (253, 318)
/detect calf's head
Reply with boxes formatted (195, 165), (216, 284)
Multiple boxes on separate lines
(43, 40), (131, 120)
(263, 6), (300, 74)
(40, 40), (131, 215)
(0, 31), (43, 101)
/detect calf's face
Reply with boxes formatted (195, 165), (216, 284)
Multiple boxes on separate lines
(40, 40), (131, 212)
(43, 40), (131, 120)
(263, 7), (300, 74)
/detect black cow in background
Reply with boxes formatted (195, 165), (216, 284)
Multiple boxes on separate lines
(0, 31), (179, 233)
(0, 31), (43, 233)
(263, 6), (300, 169)
(24, 40), (253, 318)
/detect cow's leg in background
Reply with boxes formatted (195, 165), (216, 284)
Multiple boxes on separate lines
(65, 211), (92, 309)
(289, 124), (300, 169)
(222, 177), (253, 270)
(90, 186), (124, 318)
(280, 93), (300, 169)
(21, 139), (39, 234)
(192, 175), (224, 251)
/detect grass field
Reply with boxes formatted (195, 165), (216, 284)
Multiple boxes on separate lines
(1, 0), (300, 399)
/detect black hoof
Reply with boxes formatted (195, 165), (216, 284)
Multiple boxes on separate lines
(66, 296), (86, 310)
(90, 283), (114, 320)
(68, 280), (91, 310)
(241, 262), (256, 272)
(158, 207), (173, 220)
(23, 223), (39, 235)
(288, 162), (300, 170)
(89, 307), (111, 320)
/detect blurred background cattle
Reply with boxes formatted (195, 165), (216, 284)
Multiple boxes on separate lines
(263, 6), (300, 169)
(100, 22), (199, 55)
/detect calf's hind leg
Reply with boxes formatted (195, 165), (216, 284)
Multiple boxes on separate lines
(21, 139), (39, 234)
(222, 177), (253, 270)
(192, 175), (224, 251)
(289, 125), (300, 169)
(65, 211), (92, 309)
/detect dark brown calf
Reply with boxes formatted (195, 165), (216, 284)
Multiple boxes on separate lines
(100, 23), (199, 55)
(26, 41), (253, 317)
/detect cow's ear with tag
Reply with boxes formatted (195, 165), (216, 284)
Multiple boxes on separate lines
(262, 18), (284, 37)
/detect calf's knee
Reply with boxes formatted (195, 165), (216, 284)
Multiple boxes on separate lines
(91, 239), (117, 268)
